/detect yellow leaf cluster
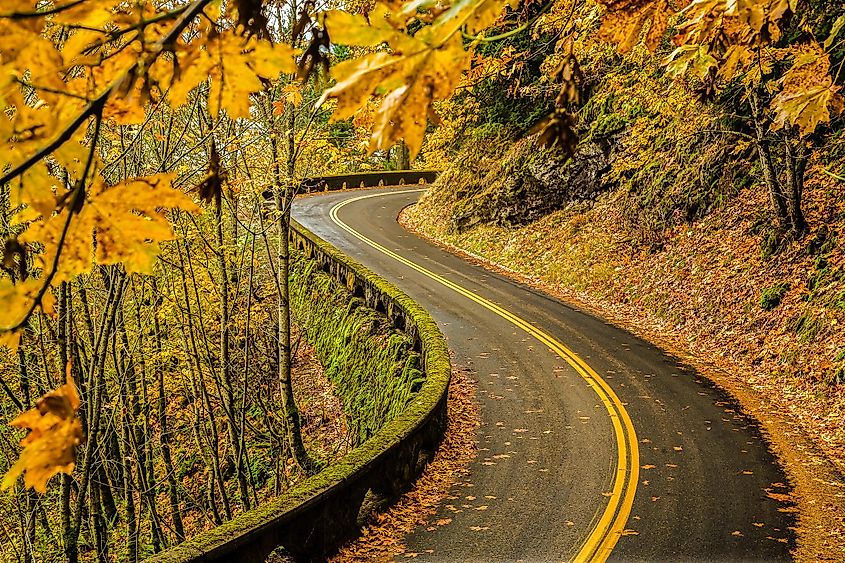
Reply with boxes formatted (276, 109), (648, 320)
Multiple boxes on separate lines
(321, 3), (483, 158)
(21, 174), (200, 287)
(773, 44), (844, 135)
(166, 36), (297, 119)
(2, 370), (82, 493)
(596, 0), (672, 53)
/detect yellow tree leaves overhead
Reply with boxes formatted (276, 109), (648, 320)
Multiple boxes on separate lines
(20, 174), (201, 282)
(315, 0), (839, 156)
(319, 0), (517, 158)
(1, 368), (82, 493)
(0, 0), (299, 342)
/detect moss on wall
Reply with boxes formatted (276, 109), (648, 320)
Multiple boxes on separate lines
(289, 255), (424, 444)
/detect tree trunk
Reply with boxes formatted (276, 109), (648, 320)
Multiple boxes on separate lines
(152, 280), (185, 541)
(214, 199), (251, 510)
(396, 140), (410, 170)
(750, 90), (791, 231)
(783, 137), (808, 237)
(268, 98), (316, 474)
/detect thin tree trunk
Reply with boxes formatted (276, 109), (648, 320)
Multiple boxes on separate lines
(268, 114), (315, 474)
(214, 199), (250, 510)
(152, 279), (185, 541)
(783, 137), (808, 237)
(396, 140), (410, 170)
(750, 90), (791, 230)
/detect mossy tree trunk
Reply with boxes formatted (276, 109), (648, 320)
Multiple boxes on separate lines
(749, 89), (809, 238)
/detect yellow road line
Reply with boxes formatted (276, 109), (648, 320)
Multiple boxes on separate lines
(328, 189), (639, 562)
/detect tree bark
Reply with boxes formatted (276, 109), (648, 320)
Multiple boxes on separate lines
(783, 137), (808, 237)
(750, 90), (791, 231)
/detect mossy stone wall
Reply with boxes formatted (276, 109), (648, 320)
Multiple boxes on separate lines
(290, 255), (425, 443)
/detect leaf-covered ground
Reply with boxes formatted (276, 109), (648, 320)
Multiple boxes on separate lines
(402, 170), (845, 560)
(330, 366), (480, 562)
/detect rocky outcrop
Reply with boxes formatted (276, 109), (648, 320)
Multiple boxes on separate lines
(449, 138), (613, 233)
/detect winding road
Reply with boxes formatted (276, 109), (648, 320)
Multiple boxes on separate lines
(292, 187), (796, 562)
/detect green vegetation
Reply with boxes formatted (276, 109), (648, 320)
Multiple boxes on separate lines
(761, 284), (790, 311)
(289, 256), (424, 443)
(150, 225), (451, 563)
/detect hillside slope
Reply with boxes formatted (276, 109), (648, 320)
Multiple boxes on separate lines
(404, 149), (845, 557)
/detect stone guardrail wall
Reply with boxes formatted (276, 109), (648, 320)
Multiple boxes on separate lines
(300, 169), (439, 192)
(149, 218), (451, 562)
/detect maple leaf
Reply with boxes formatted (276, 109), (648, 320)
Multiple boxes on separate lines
(2, 368), (83, 493)
(324, 5), (407, 47)
(718, 44), (754, 81)
(596, 0), (673, 53)
(773, 44), (844, 135)
(11, 161), (58, 219)
(158, 36), (296, 117)
(424, 0), (519, 40)
(21, 174), (201, 283)
(283, 83), (304, 107)
(676, 0), (795, 47)
(87, 175), (202, 272)
(665, 44), (718, 80)
(774, 82), (842, 136)
(321, 7), (470, 158)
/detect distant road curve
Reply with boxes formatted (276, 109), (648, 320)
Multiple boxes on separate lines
(292, 186), (795, 562)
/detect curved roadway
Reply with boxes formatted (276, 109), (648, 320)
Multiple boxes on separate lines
(292, 187), (795, 562)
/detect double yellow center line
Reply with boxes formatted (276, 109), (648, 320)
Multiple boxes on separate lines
(328, 189), (639, 562)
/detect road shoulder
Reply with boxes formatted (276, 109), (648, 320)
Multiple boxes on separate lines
(398, 204), (845, 562)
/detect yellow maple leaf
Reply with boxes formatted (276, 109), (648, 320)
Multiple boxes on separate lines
(282, 83), (304, 107)
(321, 10), (469, 159)
(86, 175), (201, 272)
(203, 36), (297, 118)
(773, 44), (844, 135)
(10, 161), (58, 218)
(596, 0), (673, 53)
(0, 276), (55, 336)
(426, 0), (519, 41)
(2, 369), (83, 493)
(323, 5), (407, 46)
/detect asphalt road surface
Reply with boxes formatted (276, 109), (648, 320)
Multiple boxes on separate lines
(291, 187), (796, 562)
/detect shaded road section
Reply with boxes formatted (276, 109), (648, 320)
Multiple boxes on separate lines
(292, 187), (795, 562)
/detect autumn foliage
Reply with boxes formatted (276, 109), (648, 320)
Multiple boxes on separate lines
(0, 0), (843, 560)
